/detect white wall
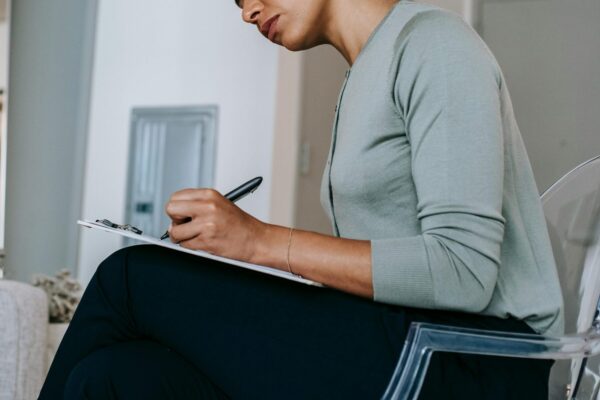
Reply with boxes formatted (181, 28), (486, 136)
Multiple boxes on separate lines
(77, 0), (279, 284)
(5, 0), (96, 282)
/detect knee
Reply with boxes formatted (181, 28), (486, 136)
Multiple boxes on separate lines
(63, 349), (118, 399)
(92, 245), (177, 299)
(95, 244), (157, 281)
(63, 341), (157, 399)
(63, 340), (199, 399)
(94, 246), (129, 280)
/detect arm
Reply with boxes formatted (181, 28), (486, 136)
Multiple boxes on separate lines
(372, 10), (505, 312)
(252, 224), (374, 298)
(165, 190), (374, 298)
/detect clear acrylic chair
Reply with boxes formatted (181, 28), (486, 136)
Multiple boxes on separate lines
(380, 154), (600, 400)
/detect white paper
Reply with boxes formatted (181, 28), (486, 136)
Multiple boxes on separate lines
(78, 220), (325, 287)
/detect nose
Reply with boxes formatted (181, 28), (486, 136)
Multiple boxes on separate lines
(241, 0), (263, 25)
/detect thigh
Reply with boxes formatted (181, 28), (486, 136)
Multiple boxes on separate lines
(63, 339), (229, 400)
(99, 244), (551, 399)
(119, 244), (398, 399)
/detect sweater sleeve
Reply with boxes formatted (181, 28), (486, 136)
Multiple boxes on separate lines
(370, 10), (505, 313)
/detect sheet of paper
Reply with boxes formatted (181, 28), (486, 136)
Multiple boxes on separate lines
(78, 220), (325, 287)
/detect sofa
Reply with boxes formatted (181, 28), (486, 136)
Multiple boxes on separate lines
(0, 279), (54, 400)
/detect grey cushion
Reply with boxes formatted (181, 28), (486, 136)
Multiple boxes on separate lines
(0, 280), (48, 400)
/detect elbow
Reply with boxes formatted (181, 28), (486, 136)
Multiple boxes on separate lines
(426, 233), (499, 313)
(447, 262), (498, 313)
(458, 281), (496, 313)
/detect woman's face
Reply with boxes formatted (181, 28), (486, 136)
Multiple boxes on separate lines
(236, 0), (329, 51)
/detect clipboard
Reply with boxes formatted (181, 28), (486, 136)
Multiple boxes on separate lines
(78, 219), (326, 287)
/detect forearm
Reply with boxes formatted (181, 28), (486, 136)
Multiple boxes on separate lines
(251, 223), (374, 299)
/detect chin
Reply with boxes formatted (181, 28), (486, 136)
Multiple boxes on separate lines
(279, 31), (319, 52)
(282, 40), (310, 52)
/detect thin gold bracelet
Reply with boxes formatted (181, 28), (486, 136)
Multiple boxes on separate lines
(286, 227), (296, 276)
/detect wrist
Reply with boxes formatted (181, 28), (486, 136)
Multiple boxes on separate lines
(251, 223), (289, 270)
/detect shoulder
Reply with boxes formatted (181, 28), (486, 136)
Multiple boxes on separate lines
(389, 7), (502, 113)
(389, 6), (501, 75)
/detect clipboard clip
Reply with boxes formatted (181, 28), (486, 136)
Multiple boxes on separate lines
(95, 219), (143, 235)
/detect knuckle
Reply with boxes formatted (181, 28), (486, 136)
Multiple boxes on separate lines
(204, 225), (217, 241)
(181, 187), (195, 194)
(206, 201), (218, 213)
(169, 190), (183, 201)
(171, 188), (196, 200)
(205, 188), (220, 199)
(165, 202), (175, 215)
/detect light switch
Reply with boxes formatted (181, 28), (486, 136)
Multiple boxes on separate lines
(299, 141), (311, 176)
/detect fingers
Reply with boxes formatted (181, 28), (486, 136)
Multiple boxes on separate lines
(169, 220), (217, 247)
(165, 199), (213, 221)
(169, 188), (222, 202)
(177, 236), (215, 254)
(164, 200), (193, 224)
(170, 217), (191, 227)
(165, 189), (224, 224)
(168, 219), (201, 243)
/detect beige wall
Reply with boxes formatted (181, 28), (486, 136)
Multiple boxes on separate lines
(269, 49), (303, 227)
(268, 45), (347, 234)
(418, 0), (465, 16)
(479, 0), (600, 193)
(293, 46), (348, 234)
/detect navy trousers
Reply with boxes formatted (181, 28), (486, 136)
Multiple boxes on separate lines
(38, 244), (552, 399)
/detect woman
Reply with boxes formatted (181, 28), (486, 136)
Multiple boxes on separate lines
(39, 0), (564, 398)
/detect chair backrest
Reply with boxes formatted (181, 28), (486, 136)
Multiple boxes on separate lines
(540, 154), (600, 398)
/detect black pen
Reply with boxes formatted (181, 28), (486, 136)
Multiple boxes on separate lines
(160, 176), (263, 240)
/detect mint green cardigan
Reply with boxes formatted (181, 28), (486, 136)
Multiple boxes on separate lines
(319, 1), (564, 337)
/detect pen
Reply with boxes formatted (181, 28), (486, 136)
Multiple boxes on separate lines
(160, 176), (263, 240)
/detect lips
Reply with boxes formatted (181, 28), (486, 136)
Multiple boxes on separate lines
(260, 15), (279, 40)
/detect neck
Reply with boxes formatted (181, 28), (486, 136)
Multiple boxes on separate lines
(321, 0), (400, 66)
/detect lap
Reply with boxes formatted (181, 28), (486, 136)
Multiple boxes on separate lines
(118, 244), (395, 398)
(98, 244), (551, 399)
